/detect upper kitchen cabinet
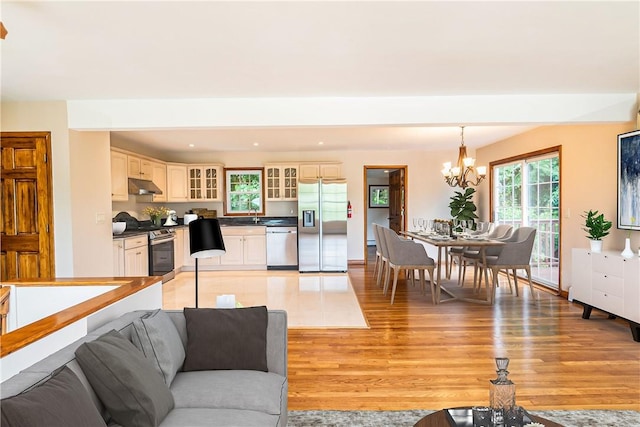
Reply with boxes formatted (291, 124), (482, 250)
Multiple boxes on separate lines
(299, 162), (342, 180)
(265, 164), (298, 201)
(188, 165), (223, 201)
(150, 161), (167, 202)
(166, 163), (189, 202)
(127, 155), (153, 180)
(110, 150), (128, 201)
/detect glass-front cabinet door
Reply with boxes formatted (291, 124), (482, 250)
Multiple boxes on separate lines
(188, 165), (222, 201)
(265, 164), (298, 201)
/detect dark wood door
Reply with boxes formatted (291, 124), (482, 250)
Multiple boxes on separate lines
(388, 169), (405, 233)
(1, 132), (55, 280)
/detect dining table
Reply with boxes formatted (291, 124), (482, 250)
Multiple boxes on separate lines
(402, 231), (505, 304)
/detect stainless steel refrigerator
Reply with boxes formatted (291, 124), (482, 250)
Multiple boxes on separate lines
(298, 178), (348, 272)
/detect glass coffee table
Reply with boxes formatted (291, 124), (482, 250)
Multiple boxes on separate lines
(413, 408), (563, 427)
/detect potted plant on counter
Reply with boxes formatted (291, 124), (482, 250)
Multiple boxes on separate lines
(582, 209), (612, 253)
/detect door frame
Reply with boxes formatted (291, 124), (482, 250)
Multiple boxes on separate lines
(363, 165), (408, 265)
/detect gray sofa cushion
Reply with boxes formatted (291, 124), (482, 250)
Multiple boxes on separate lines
(75, 330), (174, 427)
(0, 366), (107, 427)
(159, 408), (281, 427)
(131, 309), (185, 385)
(170, 370), (287, 414)
(183, 306), (268, 372)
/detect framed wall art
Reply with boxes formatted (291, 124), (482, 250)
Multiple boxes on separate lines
(617, 129), (640, 230)
(369, 185), (389, 208)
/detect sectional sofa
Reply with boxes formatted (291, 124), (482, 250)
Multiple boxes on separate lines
(0, 308), (288, 427)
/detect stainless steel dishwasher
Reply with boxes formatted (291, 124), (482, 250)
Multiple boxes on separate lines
(266, 226), (298, 270)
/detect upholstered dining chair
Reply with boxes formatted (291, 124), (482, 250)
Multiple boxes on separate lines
(372, 224), (385, 287)
(457, 224), (514, 287)
(447, 222), (495, 280)
(381, 227), (436, 304)
(477, 226), (538, 304)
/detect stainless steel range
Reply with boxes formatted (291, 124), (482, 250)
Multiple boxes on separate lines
(148, 228), (176, 283)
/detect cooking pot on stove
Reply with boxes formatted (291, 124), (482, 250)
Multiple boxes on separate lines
(184, 213), (198, 225)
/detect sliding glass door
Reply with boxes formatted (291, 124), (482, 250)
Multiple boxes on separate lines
(492, 149), (560, 289)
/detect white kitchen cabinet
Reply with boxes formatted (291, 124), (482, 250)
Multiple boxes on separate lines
(219, 234), (244, 265)
(188, 165), (223, 201)
(127, 155), (153, 180)
(220, 226), (266, 269)
(181, 226), (266, 271)
(151, 161), (167, 202)
(182, 229), (220, 268)
(123, 235), (149, 276)
(110, 150), (129, 201)
(166, 163), (189, 202)
(243, 234), (267, 265)
(112, 240), (125, 276)
(571, 249), (640, 341)
(265, 164), (298, 201)
(299, 163), (342, 179)
(173, 228), (184, 271)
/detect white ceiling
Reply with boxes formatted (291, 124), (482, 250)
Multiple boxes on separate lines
(2, 1), (639, 154)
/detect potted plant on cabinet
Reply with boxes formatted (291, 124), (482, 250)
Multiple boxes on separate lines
(582, 210), (612, 253)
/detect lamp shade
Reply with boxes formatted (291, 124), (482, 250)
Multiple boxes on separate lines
(189, 218), (226, 258)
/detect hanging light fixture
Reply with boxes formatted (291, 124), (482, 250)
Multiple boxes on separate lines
(441, 126), (487, 189)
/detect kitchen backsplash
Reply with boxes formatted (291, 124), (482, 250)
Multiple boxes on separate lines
(112, 198), (296, 221)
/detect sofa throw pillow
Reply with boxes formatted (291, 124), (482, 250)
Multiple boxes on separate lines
(75, 329), (174, 427)
(183, 306), (268, 372)
(0, 366), (107, 427)
(131, 309), (185, 385)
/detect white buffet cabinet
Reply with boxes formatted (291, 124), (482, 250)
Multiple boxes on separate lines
(571, 249), (640, 341)
(182, 226), (267, 271)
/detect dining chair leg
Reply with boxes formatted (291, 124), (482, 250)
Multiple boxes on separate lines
(490, 266), (499, 304)
(512, 268), (519, 296)
(390, 268), (401, 304)
(525, 266), (536, 299)
(373, 254), (380, 282)
(419, 269), (426, 295)
(428, 267), (436, 304)
(383, 263), (391, 295)
(457, 256), (465, 287)
(376, 259), (383, 287)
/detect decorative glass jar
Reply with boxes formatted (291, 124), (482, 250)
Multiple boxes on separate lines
(489, 357), (516, 426)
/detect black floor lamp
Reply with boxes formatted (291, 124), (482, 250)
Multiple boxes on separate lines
(189, 218), (226, 308)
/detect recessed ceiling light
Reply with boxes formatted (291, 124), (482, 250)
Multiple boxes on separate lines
(318, 141), (324, 145)
(188, 144), (195, 148)
(384, 170), (389, 173)
(253, 142), (259, 146)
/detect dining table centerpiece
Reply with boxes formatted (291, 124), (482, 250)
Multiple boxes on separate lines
(143, 206), (169, 226)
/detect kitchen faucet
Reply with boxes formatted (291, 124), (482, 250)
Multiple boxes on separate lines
(249, 207), (259, 223)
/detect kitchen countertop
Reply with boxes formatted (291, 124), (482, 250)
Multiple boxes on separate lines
(113, 216), (297, 239)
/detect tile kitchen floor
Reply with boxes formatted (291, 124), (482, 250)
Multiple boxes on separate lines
(162, 270), (369, 328)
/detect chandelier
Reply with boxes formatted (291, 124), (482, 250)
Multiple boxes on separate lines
(441, 126), (487, 189)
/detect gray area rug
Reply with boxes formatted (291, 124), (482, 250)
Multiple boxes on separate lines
(288, 410), (640, 427)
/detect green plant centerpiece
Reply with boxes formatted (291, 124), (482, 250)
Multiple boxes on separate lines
(449, 187), (479, 231)
(582, 209), (612, 253)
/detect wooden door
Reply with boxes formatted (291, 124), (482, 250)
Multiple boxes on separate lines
(1, 132), (55, 280)
(388, 169), (405, 234)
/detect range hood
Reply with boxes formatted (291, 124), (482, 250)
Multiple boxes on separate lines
(128, 178), (163, 195)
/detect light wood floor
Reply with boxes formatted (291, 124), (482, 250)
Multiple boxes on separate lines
(286, 261), (640, 411)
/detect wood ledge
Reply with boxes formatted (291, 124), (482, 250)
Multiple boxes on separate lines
(0, 276), (161, 358)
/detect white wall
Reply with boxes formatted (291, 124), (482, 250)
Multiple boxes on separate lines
(69, 131), (114, 276)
